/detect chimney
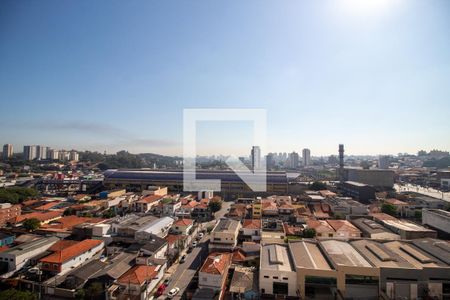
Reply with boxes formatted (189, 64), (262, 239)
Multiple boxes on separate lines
(339, 144), (345, 183)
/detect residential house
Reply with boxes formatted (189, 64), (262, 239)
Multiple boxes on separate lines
(165, 234), (190, 259)
(114, 265), (164, 300)
(306, 220), (335, 238)
(138, 235), (168, 260)
(384, 198), (411, 217)
(311, 203), (330, 219)
(161, 196), (182, 216)
(172, 218), (193, 235)
(111, 214), (158, 238)
(40, 239), (104, 275)
(176, 200), (199, 218)
(262, 200), (278, 217)
(252, 198), (262, 219)
(191, 203), (213, 222)
(0, 203), (21, 225)
(326, 220), (362, 238)
(227, 204), (248, 221)
(209, 218), (241, 251)
(133, 195), (163, 213)
(240, 219), (261, 242)
(199, 252), (232, 293)
(134, 217), (174, 240)
(12, 210), (63, 225)
(278, 204), (295, 222)
(229, 266), (258, 300)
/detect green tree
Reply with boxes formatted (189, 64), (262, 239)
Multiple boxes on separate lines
(0, 187), (38, 204)
(0, 289), (37, 300)
(381, 203), (397, 216)
(309, 181), (327, 191)
(23, 218), (41, 231)
(86, 282), (103, 299)
(63, 207), (76, 216)
(303, 228), (316, 238)
(102, 208), (116, 218)
(414, 210), (422, 221)
(74, 289), (85, 300)
(208, 201), (222, 213)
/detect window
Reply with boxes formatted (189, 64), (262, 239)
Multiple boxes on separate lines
(264, 275), (269, 278)
(273, 276), (278, 279)
(283, 277), (288, 280)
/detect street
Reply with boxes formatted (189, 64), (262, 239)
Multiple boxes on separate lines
(159, 200), (232, 300)
(161, 235), (209, 300)
(395, 183), (450, 203)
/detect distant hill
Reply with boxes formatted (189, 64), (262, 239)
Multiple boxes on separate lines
(79, 150), (181, 170)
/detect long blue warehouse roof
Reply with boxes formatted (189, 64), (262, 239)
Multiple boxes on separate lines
(104, 169), (288, 184)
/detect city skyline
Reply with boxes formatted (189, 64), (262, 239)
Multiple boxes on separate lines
(1, 142), (448, 159)
(1, 0), (450, 156)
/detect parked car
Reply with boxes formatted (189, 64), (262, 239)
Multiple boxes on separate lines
(168, 287), (180, 299)
(197, 232), (204, 240)
(156, 284), (166, 296)
(163, 278), (170, 286)
(192, 241), (198, 247)
(180, 254), (187, 263)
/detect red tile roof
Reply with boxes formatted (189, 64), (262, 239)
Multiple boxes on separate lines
(370, 212), (398, 221)
(138, 195), (163, 204)
(327, 220), (361, 234)
(200, 252), (231, 275)
(194, 203), (208, 210)
(306, 220), (335, 234)
(165, 234), (187, 245)
(312, 204), (330, 219)
(242, 219), (261, 229)
(14, 210), (63, 223)
(117, 265), (158, 285)
(40, 239), (103, 264)
(232, 249), (246, 262)
(34, 201), (61, 211)
(49, 240), (79, 252)
(40, 216), (104, 231)
(174, 218), (193, 226)
(21, 199), (39, 207)
(385, 198), (409, 206)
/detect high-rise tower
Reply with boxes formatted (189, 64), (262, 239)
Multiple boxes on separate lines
(339, 144), (345, 182)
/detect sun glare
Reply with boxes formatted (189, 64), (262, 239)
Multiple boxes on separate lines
(336, 0), (395, 17)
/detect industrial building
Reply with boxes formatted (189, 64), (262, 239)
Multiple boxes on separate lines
(340, 181), (376, 203)
(422, 209), (450, 238)
(342, 168), (395, 188)
(103, 169), (289, 199)
(287, 238), (450, 300)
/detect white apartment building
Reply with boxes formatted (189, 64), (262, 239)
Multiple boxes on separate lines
(209, 218), (241, 251)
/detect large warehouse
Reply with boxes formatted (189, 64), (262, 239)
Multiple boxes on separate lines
(103, 169), (289, 199)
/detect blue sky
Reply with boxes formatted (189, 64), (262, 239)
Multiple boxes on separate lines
(1, 0), (449, 156)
